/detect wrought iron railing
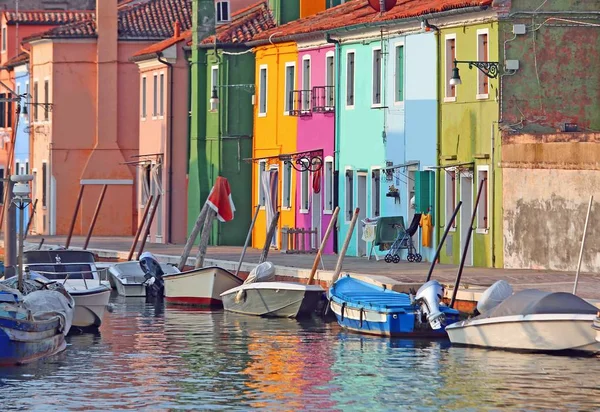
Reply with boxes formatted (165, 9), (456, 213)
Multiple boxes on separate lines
(312, 86), (335, 113)
(290, 89), (312, 116)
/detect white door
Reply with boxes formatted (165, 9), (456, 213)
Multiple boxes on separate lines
(459, 173), (473, 266)
(357, 173), (367, 257)
(311, 171), (321, 249)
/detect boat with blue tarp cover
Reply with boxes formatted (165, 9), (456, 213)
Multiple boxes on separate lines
(328, 275), (460, 337)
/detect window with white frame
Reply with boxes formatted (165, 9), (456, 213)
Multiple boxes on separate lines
(159, 73), (165, 116)
(302, 56), (311, 112)
(216, 0), (231, 23)
(258, 66), (267, 115)
(15, 161), (20, 176)
(210, 65), (219, 111)
(477, 30), (489, 98)
(153, 74), (158, 117)
(324, 158), (334, 212)
(300, 164), (309, 213)
(445, 36), (456, 100)
(282, 161), (292, 208)
(371, 168), (381, 217)
(42, 162), (47, 207)
(33, 81), (39, 122)
(346, 51), (355, 107)
(43, 80), (49, 121)
(141, 77), (147, 118)
(372, 48), (382, 106)
(284, 63), (295, 114)
(258, 161), (266, 206)
(25, 160), (29, 175)
(395, 44), (404, 103)
(325, 52), (334, 108)
(477, 167), (489, 231)
(345, 169), (353, 221)
(1, 27), (6, 52)
(0, 167), (4, 204)
(445, 169), (457, 229)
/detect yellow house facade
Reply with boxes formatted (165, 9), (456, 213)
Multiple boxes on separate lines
(251, 42), (298, 249)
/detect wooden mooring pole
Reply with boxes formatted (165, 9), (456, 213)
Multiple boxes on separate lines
(307, 207), (339, 285)
(65, 185), (85, 249)
(136, 194), (161, 260)
(259, 211), (280, 264)
(330, 208), (360, 285)
(573, 195), (593, 295)
(178, 202), (209, 270)
(127, 195), (153, 261)
(235, 205), (260, 276)
(83, 185), (107, 250)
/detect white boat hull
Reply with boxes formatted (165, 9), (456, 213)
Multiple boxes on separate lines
(593, 315), (600, 343)
(108, 261), (179, 297)
(69, 286), (111, 329)
(447, 314), (600, 353)
(220, 282), (324, 318)
(164, 267), (243, 307)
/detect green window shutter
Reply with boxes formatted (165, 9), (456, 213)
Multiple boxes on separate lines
(396, 45), (404, 102)
(428, 170), (436, 223)
(415, 171), (433, 214)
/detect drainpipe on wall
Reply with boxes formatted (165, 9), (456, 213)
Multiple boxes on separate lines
(157, 50), (174, 244)
(490, 122), (496, 267)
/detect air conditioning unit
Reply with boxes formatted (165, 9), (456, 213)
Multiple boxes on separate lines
(216, 0), (231, 24)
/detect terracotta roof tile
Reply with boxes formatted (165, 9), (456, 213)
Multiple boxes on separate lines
(2, 52), (29, 69)
(132, 29), (191, 58)
(200, 1), (275, 44)
(2, 10), (95, 25)
(25, 0), (192, 41)
(252, 0), (493, 42)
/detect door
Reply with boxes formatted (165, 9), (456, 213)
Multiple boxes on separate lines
(459, 172), (473, 266)
(357, 173), (367, 256)
(311, 170), (322, 249)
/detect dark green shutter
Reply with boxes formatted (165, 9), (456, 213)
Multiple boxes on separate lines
(415, 171), (433, 214)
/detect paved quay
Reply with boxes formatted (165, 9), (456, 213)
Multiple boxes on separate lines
(16, 235), (600, 307)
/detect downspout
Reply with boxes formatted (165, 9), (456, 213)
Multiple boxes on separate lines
(490, 122), (495, 267)
(157, 52), (174, 244)
(325, 33), (340, 252)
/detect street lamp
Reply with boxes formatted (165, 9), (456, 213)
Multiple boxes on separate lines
(11, 174), (33, 292)
(449, 60), (500, 86)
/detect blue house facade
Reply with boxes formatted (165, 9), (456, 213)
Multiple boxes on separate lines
(13, 61), (30, 233)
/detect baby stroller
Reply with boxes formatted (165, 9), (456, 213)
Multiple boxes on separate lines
(384, 213), (422, 263)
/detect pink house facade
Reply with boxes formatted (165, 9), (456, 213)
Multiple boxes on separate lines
(294, 43), (336, 254)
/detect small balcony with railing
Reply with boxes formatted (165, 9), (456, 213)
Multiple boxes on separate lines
(311, 86), (335, 113)
(289, 89), (312, 117)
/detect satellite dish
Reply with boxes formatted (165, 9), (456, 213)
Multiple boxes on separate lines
(367, 0), (397, 12)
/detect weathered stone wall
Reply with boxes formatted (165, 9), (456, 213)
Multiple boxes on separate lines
(502, 133), (600, 272)
(0, 0), (95, 10)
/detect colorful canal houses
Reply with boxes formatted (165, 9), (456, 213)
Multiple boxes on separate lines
(188, 1), (275, 246)
(436, 6), (502, 268)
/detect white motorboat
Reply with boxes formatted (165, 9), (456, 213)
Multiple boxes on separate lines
(593, 312), (600, 343)
(446, 281), (600, 353)
(220, 261), (324, 318)
(23, 250), (111, 329)
(108, 260), (180, 297)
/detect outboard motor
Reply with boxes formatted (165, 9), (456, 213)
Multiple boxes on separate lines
(139, 252), (165, 300)
(415, 280), (445, 330)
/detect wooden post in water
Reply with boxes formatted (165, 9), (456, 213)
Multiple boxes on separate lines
(259, 211), (280, 264)
(573, 195), (593, 295)
(136, 194), (161, 260)
(23, 199), (38, 241)
(178, 202), (209, 270)
(330, 208), (360, 285)
(307, 207), (339, 285)
(425, 201), (462, 282)
(449, 181), (485, 309)
(65, 185), (85, 249)
(194, 208), (217, 269)
(127, 195), (153, 261)
(235, 205), (260, 276)
(83, 185), (108, 250)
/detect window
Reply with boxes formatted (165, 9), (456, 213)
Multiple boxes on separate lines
(282, 161), (292, 208)
(33, 81), (39, 122)
(445, 36), (456, 100)
(371, 168), (381, 217)
(300, 165), (309, 213)
(284, 63), (295, 114)
(395, 44), (404, 103)
(445, 169), (456, 229)
(141, 77), (147, 118)
(1, 27), (6, 52)
(477, 167), (489, 232)
(346, 51), (355, 107)
(258, 161), (266, 206)
(44, 80), (49, 121)
(324, 158), (334, 212)
(159, 73), (165, 116)
(216, 0), (230, 23)
(0, 168), (3, 204)
(153, 74), (158, 117)
(210, 65), (219, 112)
(372, 48), (382, 106)
(301, 56), (311, 112)
(15, 161), (20, 176)
(477, 30), (489, 98)
(7, 93), (11, 128)
(258, 66), (267, 116)
(140, 164), (151, 206)
(0, 93), (5, 127)
(25, 161), (29, 175)
(325, 52), (335, 108)
(42, 162), (47, 207)
(345, 169), (353, 221)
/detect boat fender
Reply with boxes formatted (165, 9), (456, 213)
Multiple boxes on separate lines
(341, 302), (346, 321)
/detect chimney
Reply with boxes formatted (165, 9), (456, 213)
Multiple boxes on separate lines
(174, 21), (181, 38)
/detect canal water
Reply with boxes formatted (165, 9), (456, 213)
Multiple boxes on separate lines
(1, 295), (599, 411)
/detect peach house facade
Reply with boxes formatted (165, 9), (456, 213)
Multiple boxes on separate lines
(23, 0), (191, 237)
